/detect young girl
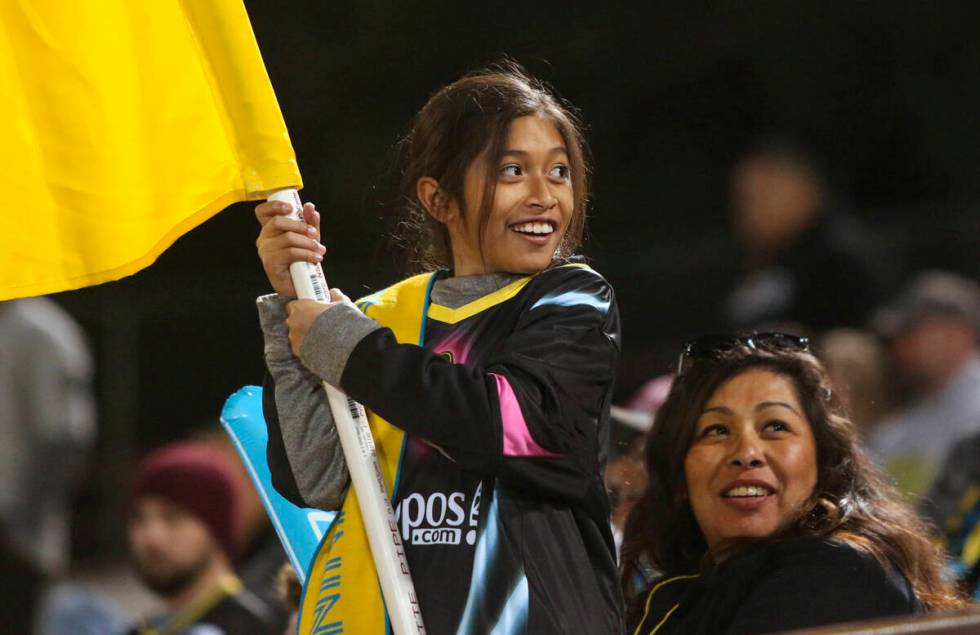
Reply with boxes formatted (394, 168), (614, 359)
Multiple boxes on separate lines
(255, 66), (624, 634)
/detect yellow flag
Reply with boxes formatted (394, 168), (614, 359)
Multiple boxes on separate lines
(0, 0), (302, 300)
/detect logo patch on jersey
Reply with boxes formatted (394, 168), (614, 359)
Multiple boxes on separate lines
(394, 483), (481, 547)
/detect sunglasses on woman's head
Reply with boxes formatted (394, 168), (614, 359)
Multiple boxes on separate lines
(676, 332), (810, 374)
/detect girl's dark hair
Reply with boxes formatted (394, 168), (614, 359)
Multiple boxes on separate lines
(393, 62), (590, 272)
(619, 342), (965, 614)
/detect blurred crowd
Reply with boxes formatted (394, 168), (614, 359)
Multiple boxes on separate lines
(2, 139), (978, 633)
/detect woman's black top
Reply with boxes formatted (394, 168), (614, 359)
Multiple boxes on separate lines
(628, 537), (924, 635)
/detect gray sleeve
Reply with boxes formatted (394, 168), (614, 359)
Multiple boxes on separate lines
(257, 294), (351, 510)
(298, 301), (383, 386)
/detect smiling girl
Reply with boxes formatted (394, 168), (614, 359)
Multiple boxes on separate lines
(254, 66), (623, 634)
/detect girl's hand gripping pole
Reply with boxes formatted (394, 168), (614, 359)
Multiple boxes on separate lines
(268, 189), (426, 635)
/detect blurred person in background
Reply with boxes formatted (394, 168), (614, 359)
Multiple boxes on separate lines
(816, 329), (894, 439)
(926, 430), (980, 599)
(0, 297), (96, 634)
(868, 272), (980, 598)
(605, 428), (652, 553)
(126, 442), (280, 635)
(273, 564), (301, 635)
(726, 137), (890, 333)
(868, 270), (980, 503)
(606, 374), (672, 554)
(192, 426), (289, 630)
(620, 334), (964, 634)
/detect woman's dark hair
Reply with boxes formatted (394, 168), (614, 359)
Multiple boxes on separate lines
(619, 341), (964, 613)
(393, 61), (590, 272)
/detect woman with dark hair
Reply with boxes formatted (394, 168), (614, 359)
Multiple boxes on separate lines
(621, 334), (964, 634)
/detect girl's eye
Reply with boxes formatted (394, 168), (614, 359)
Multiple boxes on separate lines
(500, 164), (522, 177)
(549, 164), (570, 179)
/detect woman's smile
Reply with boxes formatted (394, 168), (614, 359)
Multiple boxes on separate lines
(720, 478), (777, 510)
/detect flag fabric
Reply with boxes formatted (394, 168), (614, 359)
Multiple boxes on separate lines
(221, 385), (334, 586)
(0, 0), (302, 300)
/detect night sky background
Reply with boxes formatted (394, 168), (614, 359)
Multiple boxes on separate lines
(51, 1), (980, 555)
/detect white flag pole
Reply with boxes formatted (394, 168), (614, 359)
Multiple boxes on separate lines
(268, 188), (426, 635)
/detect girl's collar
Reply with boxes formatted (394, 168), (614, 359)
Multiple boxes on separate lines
(430, 270), (525, 309)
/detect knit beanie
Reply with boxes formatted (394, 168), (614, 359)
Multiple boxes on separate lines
(130, 442), (242, 560)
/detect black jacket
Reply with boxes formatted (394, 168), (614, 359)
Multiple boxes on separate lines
(265, 265), (624, 634)
(628, 537), (923, 635)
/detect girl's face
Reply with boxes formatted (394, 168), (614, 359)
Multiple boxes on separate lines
(447, 115), (574, 276)
(683, 369), (818, 548)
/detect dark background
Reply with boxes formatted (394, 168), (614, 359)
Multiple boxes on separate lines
(52, 1), (980, 556)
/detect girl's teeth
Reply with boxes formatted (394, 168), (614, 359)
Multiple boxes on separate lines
(513, 222), (553, 235)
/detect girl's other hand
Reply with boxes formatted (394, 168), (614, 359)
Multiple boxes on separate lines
(255, 200), (325, 297)
(285, 289), (350, 357)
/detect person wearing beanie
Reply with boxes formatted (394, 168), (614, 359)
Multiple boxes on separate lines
(126, 442), (279, 635)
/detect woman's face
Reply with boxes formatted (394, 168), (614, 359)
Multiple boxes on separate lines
(446, 114), (574, 276)
(684, 368), (818, 547)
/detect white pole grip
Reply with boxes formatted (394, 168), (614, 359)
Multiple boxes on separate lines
(268, 188), (426, 635)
